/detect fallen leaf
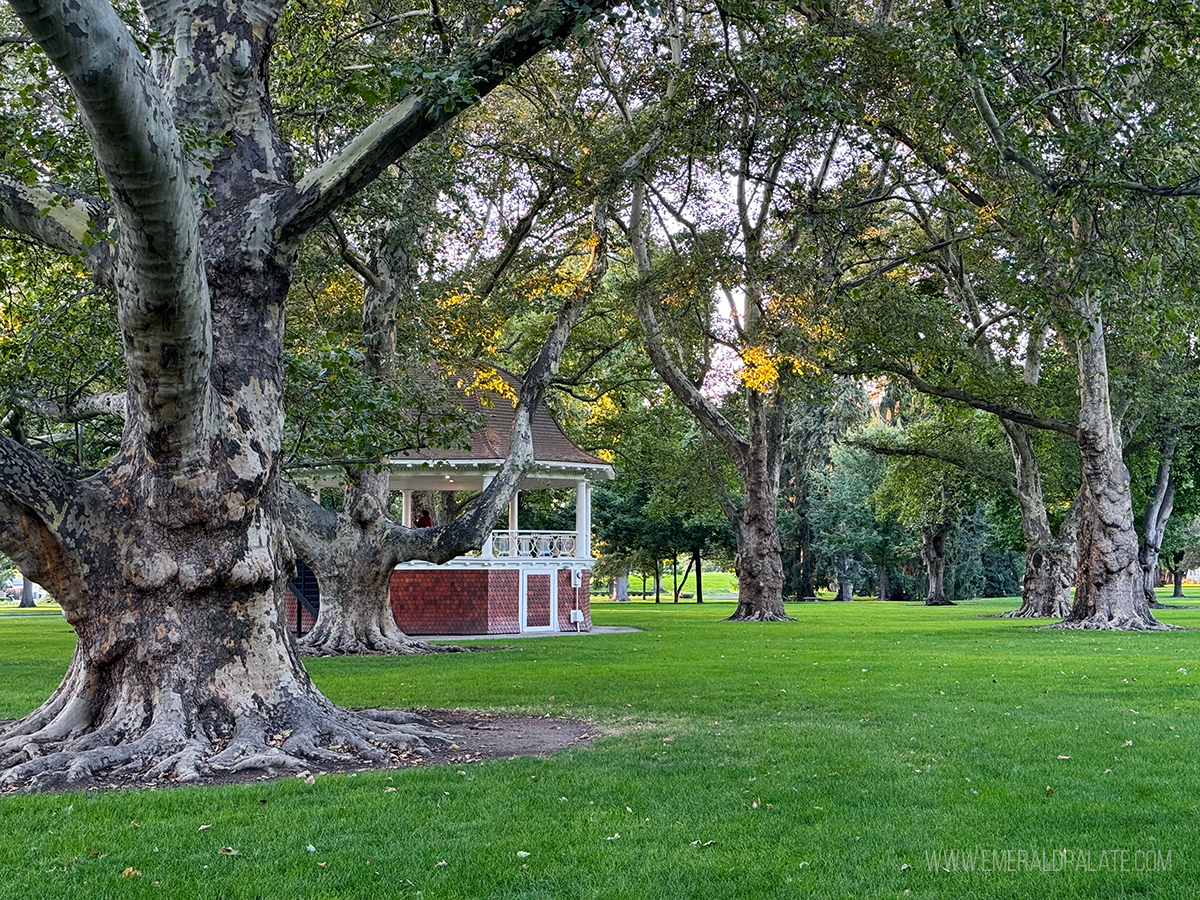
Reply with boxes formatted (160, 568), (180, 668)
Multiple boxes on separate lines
(121, 867), (142, 878)
(304, 774), (315, 786)
(1057, 755), (1071, 760)
(306, 844), (316, 853)
(384, 787), (397, 793)
(901, 863), (911, 871)
(1124, 740), (1133, 747)
(318, 861), (328, 869)
(436, 860), (447, 868)
(1046, 786), (1054, 794)
(198, 824), (212, 832)
(606, 833), (620, 840)
(219, 846), (238, 855)
(516, 851), (531, 859)
(129, 821), (139, 829)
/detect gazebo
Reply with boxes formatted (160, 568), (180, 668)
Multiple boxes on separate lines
(296, 371), (613, 635)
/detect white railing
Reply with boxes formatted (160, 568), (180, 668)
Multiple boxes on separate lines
(487, 530), (579, 558)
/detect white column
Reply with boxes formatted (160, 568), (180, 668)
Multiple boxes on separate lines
(481, 475), (495, 557)
(575, 479), (588, 559)
(584, 480), (593, 558)
(509, 492), (519, 532)
(401, 490), (413, 527)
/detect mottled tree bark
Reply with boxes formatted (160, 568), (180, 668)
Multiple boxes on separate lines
(1137, 441), (1175, 609)
(921, 524), (953, 606)
(17, 576), (35, 609)
(724, 391), (789, 621)
(1167, 551), (1187, 598)
(1056, 299), (1171, 631)
(610, 574), (629, 602)
(999, 422), (1077, 618)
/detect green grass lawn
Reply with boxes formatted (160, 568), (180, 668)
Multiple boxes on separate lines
(2, 592), (1200, 898)
(597, 569), (742, 600)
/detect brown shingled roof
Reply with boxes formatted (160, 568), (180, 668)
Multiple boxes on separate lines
(392, 368), (606, 468)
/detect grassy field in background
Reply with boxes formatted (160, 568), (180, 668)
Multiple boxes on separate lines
(2, 592), (1199, 898)
(597, 570), (742, 599)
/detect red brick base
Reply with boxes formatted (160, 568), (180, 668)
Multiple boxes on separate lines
(286, 566), (593, 636)
(393, 565), (592, 635)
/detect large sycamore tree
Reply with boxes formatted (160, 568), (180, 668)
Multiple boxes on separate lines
(0, 0), (619, 788)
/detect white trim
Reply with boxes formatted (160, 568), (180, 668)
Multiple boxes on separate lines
(395, 557), (593, 571)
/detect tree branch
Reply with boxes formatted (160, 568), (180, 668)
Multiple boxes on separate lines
(329, 215), (381, 291)
(0, 175), (116, 289)
(11, 0), (213, 466)
(473, 180), (556, 301)
(0, 434), (76, 537)
(631, 180), (751, 466)
(279, 0), (621, 242)
(16, 392), (127, 424)
(833, 362), (1079, 438)
(850, 436), (1015, 493)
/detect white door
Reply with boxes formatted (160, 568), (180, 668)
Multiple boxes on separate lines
(519, 568), (558, 633)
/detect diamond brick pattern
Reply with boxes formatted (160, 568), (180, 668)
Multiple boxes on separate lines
(390, 569), (489, 635)
(525, 573), (553, 628)
(487, 570), (520, 634)
(557, 570), (591, 631)
(386, 565), (592, 635)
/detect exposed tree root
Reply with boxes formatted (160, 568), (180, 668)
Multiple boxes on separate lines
(299, 636), (475, 656)
(924, 598), (956, 606)
(0, 699), (456, 793)
(724, 610), (796, 622)
(1047, 613), (1183, 631)
(297, 615), (477, 656)
(1148, 600), (1199, 611)
(999, 599), (1073, 619)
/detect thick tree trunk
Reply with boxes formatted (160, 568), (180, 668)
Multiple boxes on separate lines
(17, 576), (35, 609)
(1167, 551), (1187, 598)
(877, 565), (888, 602)
(836, 580), (854, 601)
(1002, 539), (1075, 618)
(1138, 443), (1175, 609)
(726, 421), (790, 621)
(1057, 300), (1170, 630)
(0, 444), (440, 790)
(997, 421), (1076, 618)
(611, 574), (629, 602)
(922, 524), (953, 606)
(288, 474), (447, 656)
(725, 392), (790, 622)
(630, 176), (787, 623)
